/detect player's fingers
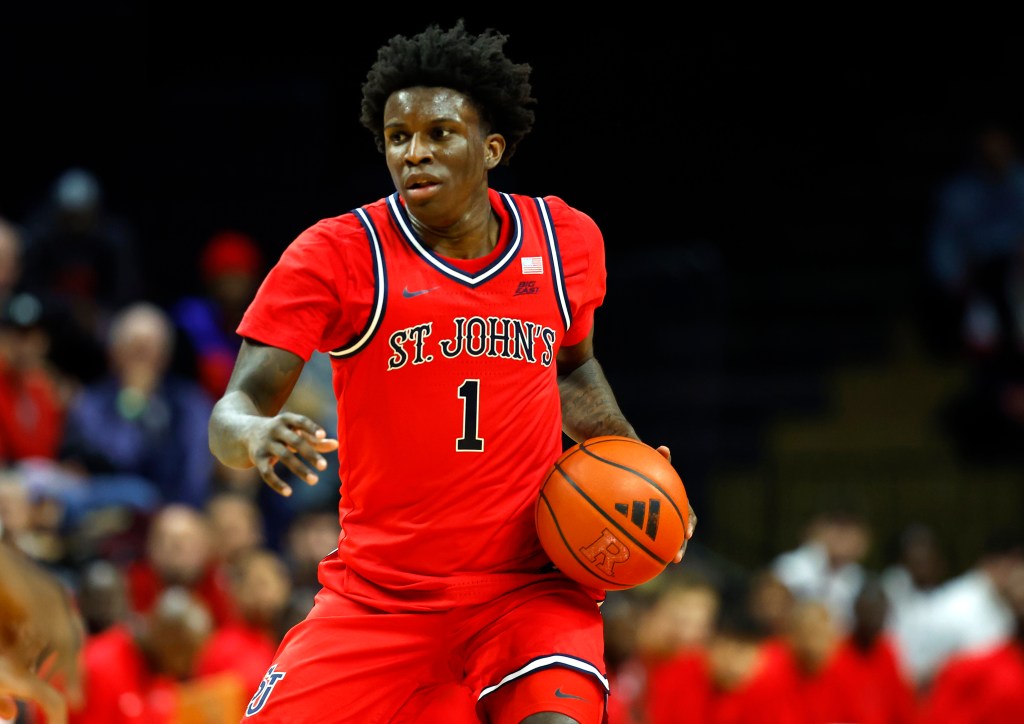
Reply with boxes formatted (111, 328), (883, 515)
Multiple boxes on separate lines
(282, 430), (330, 473)
(279, 412), (329, 441)
(687, 504), (698, 538)
(655, 445), (671, 462)
(267, 441), (320, 486)
(674, 540), (687, 564)
(253, 454), (293, 497)
(308, 436), (340, 453)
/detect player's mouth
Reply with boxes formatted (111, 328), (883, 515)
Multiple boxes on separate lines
(404, 175), (442, 201)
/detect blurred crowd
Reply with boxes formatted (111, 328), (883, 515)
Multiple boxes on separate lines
(925, 121), (1024, 463)
(1, 155), (1023, 723)
(0, 167), (339, 723)
(605, 510), (1024, 723)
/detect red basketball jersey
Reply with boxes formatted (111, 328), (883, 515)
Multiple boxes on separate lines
(238, 188), (606, 609)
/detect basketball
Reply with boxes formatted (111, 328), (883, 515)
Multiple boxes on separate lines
(535, 436), (689, 591)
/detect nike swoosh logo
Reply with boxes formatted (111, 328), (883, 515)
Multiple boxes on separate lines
(554, 688), (585, 700)
(402, 286), (439, 298)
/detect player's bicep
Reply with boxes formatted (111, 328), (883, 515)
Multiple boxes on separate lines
(226, 339), (307, 416)
(557, 327), (595, 378)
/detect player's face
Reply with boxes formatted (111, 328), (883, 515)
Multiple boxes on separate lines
(383, 87), (504, 227)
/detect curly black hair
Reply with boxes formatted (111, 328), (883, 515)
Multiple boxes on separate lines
(359, 19), (536, 165)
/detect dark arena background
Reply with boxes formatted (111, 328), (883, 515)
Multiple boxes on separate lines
(3, 8), (1024, 718)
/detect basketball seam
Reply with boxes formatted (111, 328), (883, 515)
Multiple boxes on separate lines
(576, 442), (686, 526)
(538, 492), (626, 589)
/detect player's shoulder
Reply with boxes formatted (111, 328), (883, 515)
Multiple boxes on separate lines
(505, 191), (603, 244)
(289, 197), (390, 254)
(549, 195), (602, 243)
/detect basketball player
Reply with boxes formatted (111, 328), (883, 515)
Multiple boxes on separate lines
(208, 19), (697, 723)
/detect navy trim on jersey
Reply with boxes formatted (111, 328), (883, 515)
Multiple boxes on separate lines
(476, 653), (610, 701)
(329, 208), (387, 357)
(386, 192), (523, 287)
(534, 197), (572, 331)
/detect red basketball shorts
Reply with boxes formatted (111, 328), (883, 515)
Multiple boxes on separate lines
(241, 573), (608, 723)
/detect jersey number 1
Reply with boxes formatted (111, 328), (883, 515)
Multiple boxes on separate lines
(457, 379), (484, 452)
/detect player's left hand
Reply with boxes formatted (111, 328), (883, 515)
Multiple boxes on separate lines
(655, 445), (697, 564)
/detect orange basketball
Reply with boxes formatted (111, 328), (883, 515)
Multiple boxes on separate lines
(535, 436), (689, 591)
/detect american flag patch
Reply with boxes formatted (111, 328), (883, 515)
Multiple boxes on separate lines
(521, 256), (543, 274)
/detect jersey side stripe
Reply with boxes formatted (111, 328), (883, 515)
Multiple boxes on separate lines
(534, 198), (571, 331)
(329, 207), (387, 357)
(387, 192), (522, 287)
(477, 653), (610, 701)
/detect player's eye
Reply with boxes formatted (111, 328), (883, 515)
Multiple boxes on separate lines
(387, 130), (408, 145)
(430, 127), (453, 141)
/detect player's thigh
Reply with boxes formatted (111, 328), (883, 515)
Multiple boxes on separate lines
(242, 591), (452, 723)
(467, 580), (607, 719)
(390, 682), (479, 724)
(480, 667), (605, 724)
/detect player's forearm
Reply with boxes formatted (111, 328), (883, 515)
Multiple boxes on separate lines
(558, 357), (637, 443)
(208, 391), (265, 469)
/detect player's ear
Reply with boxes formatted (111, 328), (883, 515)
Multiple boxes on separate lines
(484, 134), (505, 169)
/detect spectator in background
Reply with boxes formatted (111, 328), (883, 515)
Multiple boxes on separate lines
(640, 577), (724, 724)
(68, 586), (220, 724)
(918, 555), (1024, 723)
(635, 575), (720, 663)
(787, 581), (918, 724)
(0, 292), (67, 464)
(75, 559), (130, 637)
(602, 592), (649, 724)
(771, 507), (871, 633)
(928, 122), (1024, 344)
(124, 504), (236, 628)
(906, 530), (1024, 692)
(59, 302), (215, 509)
(20, 167), (141, 385)
(880, 522), (953, 690)
(746, 568), (796, 644)
(280, 508), (339, 629)
(195, 547), (293, 696)
(0, 469), (69, 572)
(171, 229), (264, 401)
(698, 595), (804, 724)
(0, 216), (24, 310)
(929, 123), (1024, 461)
(204, 490), (265, 566)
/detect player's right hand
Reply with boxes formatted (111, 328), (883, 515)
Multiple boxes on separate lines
(246, 412), (339, 496)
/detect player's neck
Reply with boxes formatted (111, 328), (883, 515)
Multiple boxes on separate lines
(410, 203), (499, 260)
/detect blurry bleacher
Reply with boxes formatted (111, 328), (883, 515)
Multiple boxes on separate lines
(601, 214), (1021, 576)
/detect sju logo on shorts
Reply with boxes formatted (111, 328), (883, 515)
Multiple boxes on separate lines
(246, 664), (287, 716)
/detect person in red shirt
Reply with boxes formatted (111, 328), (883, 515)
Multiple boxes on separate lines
(68, 586), (237, 724)
(830, 578), (919, 724)
(207, 19), (697, 724)
(785, 581), (918, 724)
(195, 548), (292, 695)
(124, 504), (236, 628)
(0, 292), (67, 464)
(643, 597), (804, 724)
(919, 554), (1024, 724)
